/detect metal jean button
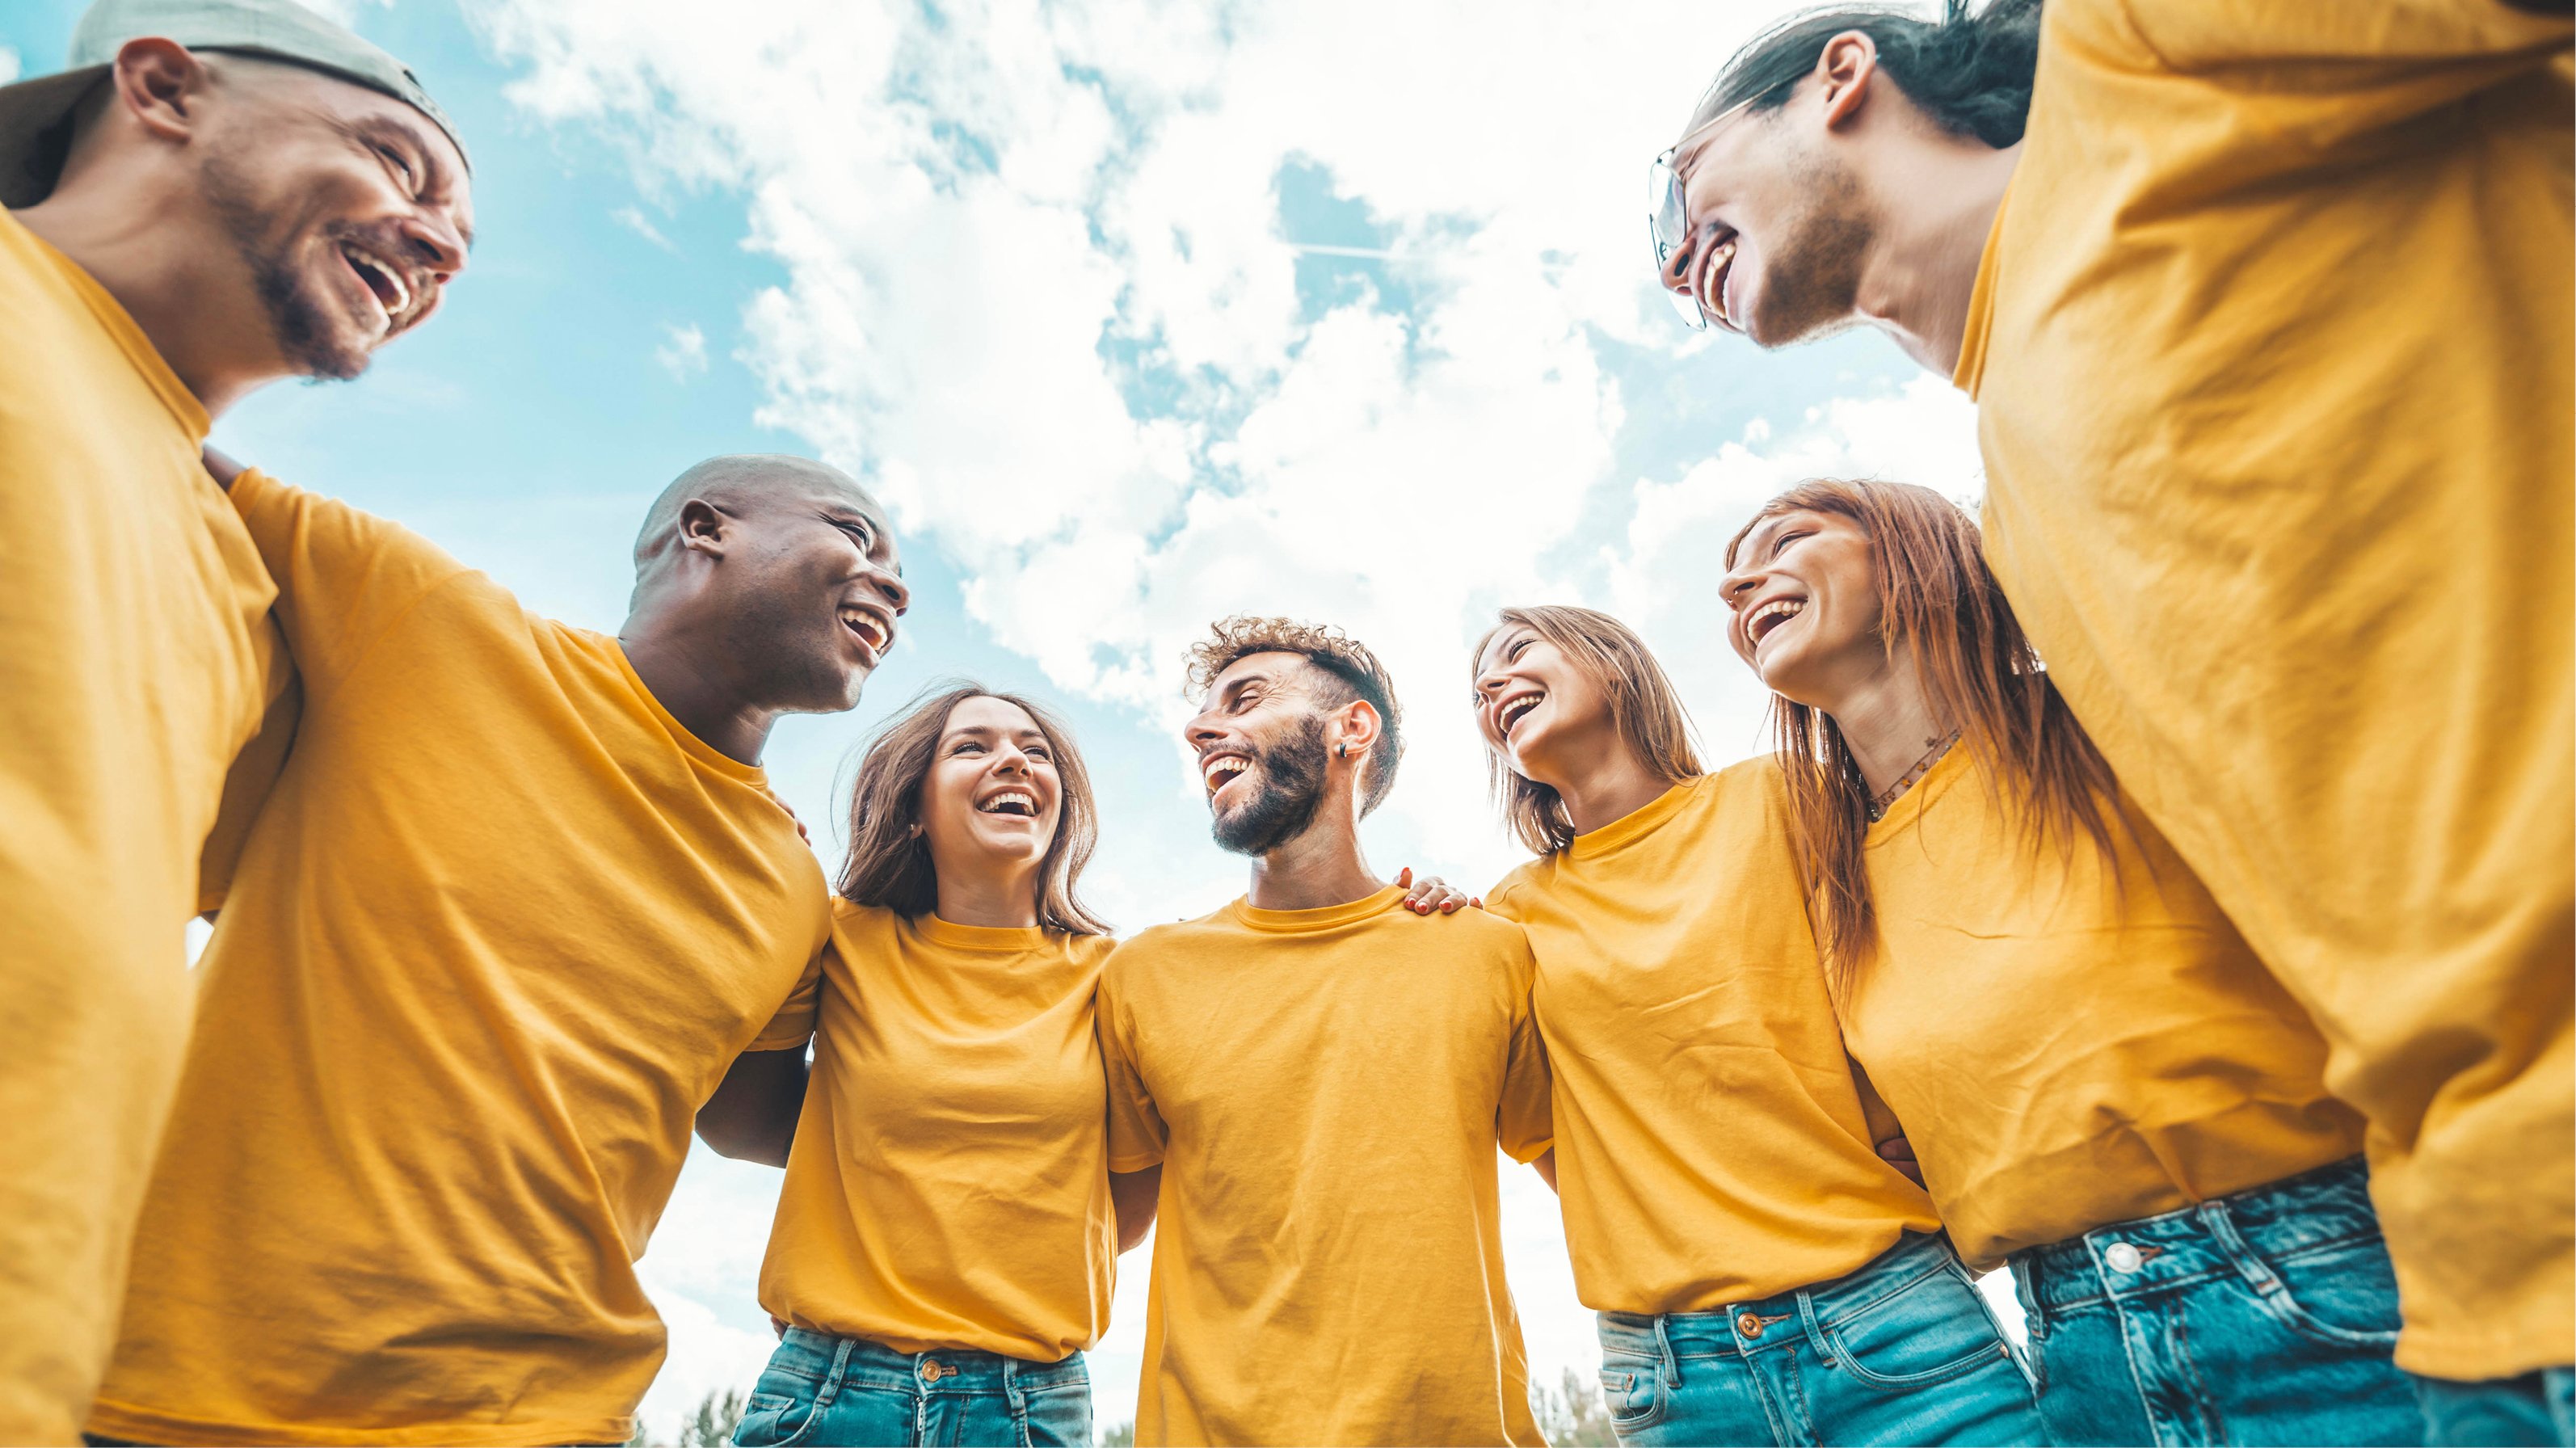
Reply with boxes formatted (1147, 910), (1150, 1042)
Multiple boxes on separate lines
(1735, 1311), (1765, 1339)
(2104, 1241), (2144, 1273)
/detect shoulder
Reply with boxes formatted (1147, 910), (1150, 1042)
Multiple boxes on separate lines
(828, 898), (903, 945)
(1102, 907), (1233, 976)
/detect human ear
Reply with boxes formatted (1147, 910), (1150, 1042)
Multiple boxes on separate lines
(1335, 700), (1382, 761)
(112, 39), (212, 145)
(676, 499), (728, 557)
(1814, 31), (1879, 131)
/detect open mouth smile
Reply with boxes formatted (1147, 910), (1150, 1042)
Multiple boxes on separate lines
(339, 241), (416, 334)
(1201, 751), (1251, 801)
(840, 606), (894, 659)
(1746, 595), (1806, 652)
(1496, 689), (1544, 739)
(978, 789), (1039, 818)
(1699, 231), (1741, 333)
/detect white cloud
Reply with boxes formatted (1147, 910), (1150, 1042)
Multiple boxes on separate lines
(655, 322), (708, 381)
(0, 48), (19, 87)
(615, 204), (676, 250)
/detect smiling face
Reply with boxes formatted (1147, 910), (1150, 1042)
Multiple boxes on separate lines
(1471, 625), (1616, 792)
(917, 696), (1062, 883)
(716, 478), (909, 716)
(1721, 507), (1885, 708)
(192, 57), (474, 380)
(1662, 99), (1872, 348)
(1185, 651), (1341, 857)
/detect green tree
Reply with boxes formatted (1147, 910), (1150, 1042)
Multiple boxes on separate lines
(680, 1387), (747, 1448)
(1098, 1419), (1137, 1446)
(1530, 1364), (1617, 1446)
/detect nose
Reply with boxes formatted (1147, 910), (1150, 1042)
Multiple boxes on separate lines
(1185, 712), (1227, 749)
(1664, 235), (1698, 297)
(1719, 559), (1762, 609)
(864, 565), (911, 617)
(401, 210), (469, 285)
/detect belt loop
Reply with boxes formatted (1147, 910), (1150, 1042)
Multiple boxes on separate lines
(2199, 1197), (2280, 1296)
(1004, 1353), (1028, 1415)
(1652, 1312), (1682, 1388)
(813, 1335), (857, 1410)
(1794, 1288), (1835, 1367)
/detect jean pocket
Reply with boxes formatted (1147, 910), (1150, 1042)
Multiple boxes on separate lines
(2225, 1231), (2404, 1349)
(1598, 1364), (1665, 1433)
(1826, 1266), (2016, 1390)
(1018, 1383), (1095, 1448)
(732, 1389), (818, 1447)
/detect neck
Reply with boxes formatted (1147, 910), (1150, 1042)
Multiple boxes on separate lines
(1817, 659), (1951, 798)
(1851, 138), (2019, 377)
(1247, 798), (1382, 912)
(16, 175), (287, 419)
(1534, 735), (1673, 838)
(935, 867), (1043, 930)
(617, 611), (778, 766)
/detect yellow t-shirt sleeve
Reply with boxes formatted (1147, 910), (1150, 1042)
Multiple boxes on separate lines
(1096, 963), (1168, 1172)
(1496, 946), (1553, 1164)
(226, 468), (474, 693)
(745, 944), (825, 1052)
(194, 639), (298, 916)
(2108, 0), (2569, 100)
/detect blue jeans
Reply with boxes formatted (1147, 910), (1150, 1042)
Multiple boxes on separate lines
(731, 1328), (1092, 1447)
(2414, 1367), (2576, 1446)
(1596, 1232), (2040, 1446)
(2011, 1156), (2422, 1446)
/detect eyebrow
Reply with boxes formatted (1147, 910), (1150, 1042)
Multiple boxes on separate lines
(348, 114), (476, 250)
(822, 503), (905, 577)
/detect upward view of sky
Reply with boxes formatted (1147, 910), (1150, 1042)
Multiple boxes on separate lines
(1, 0), (1988, 1433)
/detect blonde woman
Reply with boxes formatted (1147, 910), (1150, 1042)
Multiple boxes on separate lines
(1716, 480), (2417, 1445)
(697, 682), (1150, 1446)
(1468, 605), (2035, 1446)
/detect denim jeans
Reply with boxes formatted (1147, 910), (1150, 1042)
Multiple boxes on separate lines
(2414, 1366), (2576, 1446)
(1596, 1231), (2040, 1446)
(730, 1328), (1092, 1447)
(2010, 1156), (2423, 1446)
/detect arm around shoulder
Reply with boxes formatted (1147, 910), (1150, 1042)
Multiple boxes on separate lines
(696, 1046), (810, 1168)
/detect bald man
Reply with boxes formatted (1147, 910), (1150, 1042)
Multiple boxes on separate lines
(0, 2), (472, 1433)
(85, 453), (907, 1448)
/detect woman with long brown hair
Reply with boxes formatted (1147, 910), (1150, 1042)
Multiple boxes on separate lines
(696, 681), (1151, 1447)
(1467, 605), (2038, 1446)
(1718, 479), (2418, 1446)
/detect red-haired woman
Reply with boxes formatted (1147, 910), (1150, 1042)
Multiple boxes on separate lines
(1718, 479), (2419, 1445)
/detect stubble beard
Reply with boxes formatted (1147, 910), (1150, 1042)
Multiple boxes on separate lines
(1753, 154), (1873, 348)
(200, 145), (372, 381)
(1210, 715), (1330, 857)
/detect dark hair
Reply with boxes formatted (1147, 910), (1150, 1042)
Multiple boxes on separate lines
(1690, 0), (2043, 149)
(1185, 616), (1404, 817)
(1723, 479), (2125, 987)
(838, 681), (1110, 936)
(1470, 605), (1704, 857)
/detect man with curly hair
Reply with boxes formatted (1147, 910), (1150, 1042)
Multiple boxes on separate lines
(1093, 616), (1555, 1446)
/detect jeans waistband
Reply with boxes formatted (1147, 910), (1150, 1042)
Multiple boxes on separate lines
(1600, 1231), (1962, 1360)
(2013, 1155), (2376, 1315)
(768, 1327), (1088, 1393)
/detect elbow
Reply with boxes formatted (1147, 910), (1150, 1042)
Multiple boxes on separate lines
(696, 1118), (793, 1168)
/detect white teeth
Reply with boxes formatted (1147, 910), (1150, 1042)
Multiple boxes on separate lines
(1704, 240), (1736, 325)
(1749, 597), (1805, 645)
(1497, 692), (1543, 733)
(343, 245), (409, 321)
(1201, 756), (1249, 792)
(843, 612), (888, 650)
(979, 789), (1037, 815)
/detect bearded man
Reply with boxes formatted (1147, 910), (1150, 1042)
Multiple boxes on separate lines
(1094, 617), (1555, 1446)
(0, 1), (469, 1436)
(1651, 0), (2571, 1437)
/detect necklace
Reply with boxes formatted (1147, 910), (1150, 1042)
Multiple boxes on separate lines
(1866, 730), (1960, 822)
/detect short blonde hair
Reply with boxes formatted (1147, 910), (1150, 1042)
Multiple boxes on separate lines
(1185, 616), (1404, 816)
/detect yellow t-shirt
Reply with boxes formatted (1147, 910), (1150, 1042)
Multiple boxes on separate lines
(0, 208), (280, 1444)
(1098, 886), (1551, 1446)
(756, 901), (1119, 1360)
(1486, 762), (1939, 1314)
(88, 469), (831, 1447)
(1957, 0), (2573, 1378)
(1849, 747), (2367, 1269)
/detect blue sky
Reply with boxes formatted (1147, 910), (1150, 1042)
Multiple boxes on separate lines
(0, 0), (1991, 1434)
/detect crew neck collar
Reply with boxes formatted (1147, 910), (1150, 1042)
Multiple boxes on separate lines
(1231, 884), (1406, 935)
(1564, 776), (1699, 861)
(915, 914), (1050, 951)
(608, 640), (766, 785)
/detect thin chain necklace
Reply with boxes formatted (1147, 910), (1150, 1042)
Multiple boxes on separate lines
(1865, 730), (1960, 822)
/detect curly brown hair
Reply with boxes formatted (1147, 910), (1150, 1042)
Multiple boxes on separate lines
(1185, 616), (1404, 817)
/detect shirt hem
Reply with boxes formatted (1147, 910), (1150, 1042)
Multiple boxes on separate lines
(86, 1400), (632, 1448)
(2395, 1328), (2576, 1383)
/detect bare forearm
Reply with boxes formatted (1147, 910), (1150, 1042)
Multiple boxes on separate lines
(695, 1047), (809, 1167)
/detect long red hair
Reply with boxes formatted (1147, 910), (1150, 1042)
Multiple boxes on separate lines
(1724, 479), (2126, 987)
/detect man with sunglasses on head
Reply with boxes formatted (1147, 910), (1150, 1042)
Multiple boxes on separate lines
(0, 1), (469, 1437)
(1649, 0), (2572, 1442)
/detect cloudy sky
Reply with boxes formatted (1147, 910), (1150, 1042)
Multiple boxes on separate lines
(1, 0), (1988, 1435)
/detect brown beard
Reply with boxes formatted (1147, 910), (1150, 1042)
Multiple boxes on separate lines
(199, 145), (373, 381)
(1753, 154), (1873, 347)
